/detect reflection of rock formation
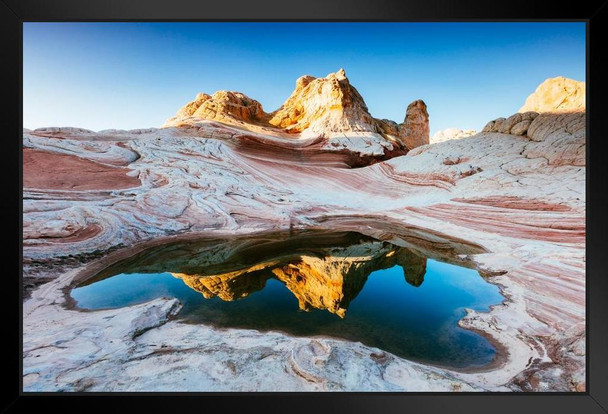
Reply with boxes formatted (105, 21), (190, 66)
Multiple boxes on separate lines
(392, 250), (427, 287)
(173, 268), (272, 301)
(270, 242), (396, 317)
(157, 234), (429, 318)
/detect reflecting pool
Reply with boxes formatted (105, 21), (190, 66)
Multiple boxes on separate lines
(71, 231), (504, 369)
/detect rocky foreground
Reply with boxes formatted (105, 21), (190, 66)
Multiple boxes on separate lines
(22, 72), (585, 392)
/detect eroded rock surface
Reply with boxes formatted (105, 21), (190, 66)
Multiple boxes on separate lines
(519, 76), (585, 113)
(268, 69), (376, 135)
(164, 91), (266, 127)
(22, 75), (585, 392)
(482, 111), (540, 136)
(162, 69), (429, 156)
(481, 111), (585, 167)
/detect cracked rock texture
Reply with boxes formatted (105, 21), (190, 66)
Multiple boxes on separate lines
(22, 75), (585, 392)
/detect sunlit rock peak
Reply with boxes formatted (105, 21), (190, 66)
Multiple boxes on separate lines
(163, 90), (267, 127)
(518, 76), (585, 113)
(267, 68), (377, 136)
(162, 69), (429, 150)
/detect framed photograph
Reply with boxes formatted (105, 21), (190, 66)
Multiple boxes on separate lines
(4, 0), (608, 412)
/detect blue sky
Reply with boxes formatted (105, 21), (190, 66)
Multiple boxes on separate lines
(23, 22), (585, 136)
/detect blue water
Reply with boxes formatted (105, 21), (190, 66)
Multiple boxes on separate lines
(72, 249), (504, 369)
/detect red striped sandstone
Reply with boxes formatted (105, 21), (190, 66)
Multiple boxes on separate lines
(22, 75), (585, 392)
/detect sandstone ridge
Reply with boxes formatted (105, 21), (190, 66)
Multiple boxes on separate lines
(163, 69), (429, 151)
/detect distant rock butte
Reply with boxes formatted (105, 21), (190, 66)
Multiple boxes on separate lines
(385, 99), (430, 150)
(163, 69), (429, 151)
(519, 76), (585, 113)
(431, 128), (477, 144)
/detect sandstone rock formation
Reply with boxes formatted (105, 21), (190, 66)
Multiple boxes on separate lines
(519, 76), (585, 113)
(481, 110), (585, 167)
(525, 111), (586, 166)
(482, 111), (540, 136)
(398, 100), (430, 149)
(164, 91), (266, 127)
(162, 69), (429, 152)
(22, 75), (586, 392)
(268, 69), (377, 135)
(23, 148), (141, 191)
(431, 127), (477, 144)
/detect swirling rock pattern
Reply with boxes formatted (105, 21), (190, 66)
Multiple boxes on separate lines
(22, 77), (586, 392)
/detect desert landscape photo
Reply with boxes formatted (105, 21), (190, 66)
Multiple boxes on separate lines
(22, 22), (586, 392)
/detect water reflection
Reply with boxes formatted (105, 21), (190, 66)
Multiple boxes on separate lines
(84, 232), (427, 317)
(73, 230), (503, 368)
(175, 241), (426, 318)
